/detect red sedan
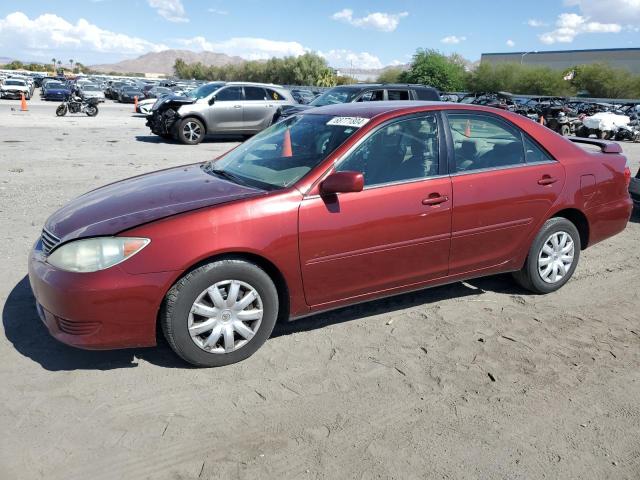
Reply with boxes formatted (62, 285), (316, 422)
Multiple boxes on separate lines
(28, 102), (633, 367)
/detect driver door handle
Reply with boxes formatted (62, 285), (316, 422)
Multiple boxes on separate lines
(537, 175), (558, 186)
(422, 194), (449, 206)
(233, 104), (242, 109)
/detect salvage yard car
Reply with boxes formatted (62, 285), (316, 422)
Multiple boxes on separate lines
(0, 78), (31, 99)
(29, 102), (633, 367)
(147, 81), (296, 144)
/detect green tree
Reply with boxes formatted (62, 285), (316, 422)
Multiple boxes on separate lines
(401, 49), (466, 91)
(376, 67), (404, 83)
(570, 63), (636, 98)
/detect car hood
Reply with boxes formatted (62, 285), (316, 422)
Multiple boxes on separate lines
(152, 94), (196, 112)
(45, 163), (264, 242)
(3, 85), (28, 90)
(45, 88), (69, 93)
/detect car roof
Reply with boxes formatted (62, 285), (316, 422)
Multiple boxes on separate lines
(303, 100), (448, 119)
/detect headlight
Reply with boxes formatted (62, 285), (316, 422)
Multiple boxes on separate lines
(47, 237), (150, 272)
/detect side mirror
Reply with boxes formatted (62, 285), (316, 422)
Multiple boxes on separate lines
(320, 171), (364, 195)
(208, 96), (216, 105)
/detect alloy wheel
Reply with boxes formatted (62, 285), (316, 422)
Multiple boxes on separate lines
(188, 280), (263, 354)
(183, 121), (202, 142)
(537, 231), (575, 284)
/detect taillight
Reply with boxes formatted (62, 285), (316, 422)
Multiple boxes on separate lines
(624, 166), (631, 188)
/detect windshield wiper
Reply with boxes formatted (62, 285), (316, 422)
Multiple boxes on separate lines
(202, 165), (249, 186)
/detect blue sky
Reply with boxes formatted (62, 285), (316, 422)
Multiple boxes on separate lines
(0, 0), (638, 68)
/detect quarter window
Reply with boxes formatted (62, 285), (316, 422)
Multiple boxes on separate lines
(336, 115), (440, 187)
(266, 89), (286, 100)
(524, 136), (553, 163)
(216, 86), (244, 101)
(447, 113), (525, 172)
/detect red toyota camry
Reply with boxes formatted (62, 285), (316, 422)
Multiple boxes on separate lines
(29, 102), (633, 367)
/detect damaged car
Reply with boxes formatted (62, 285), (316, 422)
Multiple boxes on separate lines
(146, 82), (295, 145)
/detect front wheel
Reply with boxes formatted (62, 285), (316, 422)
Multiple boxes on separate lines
(161, 260), (279, 367)
(560, 124), (570, 136)
(55, 104), (68, 117)
(512, 217), (581, 294)
(85, 105), (98, 117)
(177, 117), (205, 145)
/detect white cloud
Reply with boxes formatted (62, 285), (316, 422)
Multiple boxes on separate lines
(318, 49), (383, 69)
(506, 39), (515, 47)
(562, 0), (640, 25)
(0, 11), (167, 55)
(177, 36), (308, 60)
(440, 35), (466, 44)
(539, 12), (621, 44)
(207, 8), (228, 15)
(331, 8), (408, 32)
(147, 0), (188, 23)
(527, 19), (547, 27)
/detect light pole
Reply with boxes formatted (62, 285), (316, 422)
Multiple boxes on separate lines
(520, 50), (538, 65)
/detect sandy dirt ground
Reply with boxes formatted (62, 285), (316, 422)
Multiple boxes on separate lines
(1, 93), (639, 480)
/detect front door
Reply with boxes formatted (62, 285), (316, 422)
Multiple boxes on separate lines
(209, 86), (244, 131)
(299, 113), (452, 307)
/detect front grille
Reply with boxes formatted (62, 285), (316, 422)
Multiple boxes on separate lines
(57, 317), (101, 336)
(41, 228), (61, 255)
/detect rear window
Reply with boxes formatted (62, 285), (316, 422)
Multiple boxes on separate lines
(387, 90), (410, 101)
(414, 88), (441, 101)
(266, 89), (286, 101)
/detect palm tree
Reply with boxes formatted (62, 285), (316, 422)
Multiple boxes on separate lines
(69, 59), (74, 71)
(51, 57), (56, 71)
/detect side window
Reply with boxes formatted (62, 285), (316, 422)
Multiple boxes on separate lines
(215, 86), (243, 101)
(524, 136), (553, 163)
(266, 88), (286, 101)
(447, 113), (525, 173)
(358, 90), (384, 102)
(387, 89), (410, 101)
(244, 86), (267, 101)
(337, 115), (440, 187)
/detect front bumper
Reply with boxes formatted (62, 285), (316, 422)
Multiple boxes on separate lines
(43, 92), (67, 100)
(28, 242), (177, 350)
(1, 90), (28, 99)
(629, 177), (640, 206)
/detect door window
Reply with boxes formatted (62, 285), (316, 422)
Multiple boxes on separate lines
(266, 89), (286, 100)
(447, 113), (525, 172)
(336, 115), (440, 187)
(524, 136), (554, 163)
(244, 86), (267, 101)
(216, 86), (244, 101)
(387, 90), (411, 101)
(358, 90), (384, 102)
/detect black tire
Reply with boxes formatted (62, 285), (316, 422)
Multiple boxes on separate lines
(560, 125), (570, 136)
(55, 104), (67, 117)
(512, 217), (581, 294)
(161, 260), (279, 367)
(86, 106), (98, 117)
(599, 130), (609, 140)
(177, 117), (205, 145)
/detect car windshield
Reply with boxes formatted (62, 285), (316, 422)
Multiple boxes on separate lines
(47, 82), (64, 88)
(5, 80), (25, 86)
(310, 87), (360, 106)
(203, 114), (362, 189)
(83, 85), (100, 91)
(187, 82), (225, 99)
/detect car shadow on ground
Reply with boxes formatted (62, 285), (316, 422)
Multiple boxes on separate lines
(4, 273), (523, 371)
(134, 134), (246, 145)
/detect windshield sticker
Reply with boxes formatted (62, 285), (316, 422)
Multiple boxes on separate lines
(327, 117), (370, 128)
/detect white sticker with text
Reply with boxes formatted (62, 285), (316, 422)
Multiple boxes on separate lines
(326, 116), (370, 128)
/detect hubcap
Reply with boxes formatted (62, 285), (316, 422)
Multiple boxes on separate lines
(188, 280), (263, 354)
(183, 121), (201, 142)
(538, 231), (575, 284)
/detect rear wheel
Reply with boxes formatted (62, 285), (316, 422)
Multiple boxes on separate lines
(177, 117), (205, 145)
(85, 105), (98, 117)
(512, 217), (580, 294)
(161, 260), (279, 367)
(560, 124), (570, 136)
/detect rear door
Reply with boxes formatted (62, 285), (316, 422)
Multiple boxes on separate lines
(299, 113), (451, 306)
(242, 86), (270, 132)
(445, 111), (565, 275)
(208, 86), (244, 131)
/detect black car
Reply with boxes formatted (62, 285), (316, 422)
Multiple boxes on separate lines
(278, 83), (440, 120)
(118, 86), (144, 103)
(290, 88), (316, 104)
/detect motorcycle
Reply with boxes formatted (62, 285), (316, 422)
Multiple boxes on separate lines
(56, 95), (99, 117)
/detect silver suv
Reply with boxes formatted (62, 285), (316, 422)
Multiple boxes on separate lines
(147, 82), (295, 145)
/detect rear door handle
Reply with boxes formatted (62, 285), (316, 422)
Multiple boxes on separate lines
(422, 194), (449, 206)
(538, 175), (558, 186)
(233, 105), (242, 109)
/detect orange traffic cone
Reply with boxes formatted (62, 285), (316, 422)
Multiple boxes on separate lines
(20, 92), (28, 112)
(282, 128), (292, 157)
(539, 115), (545, 125)
(134, 96), (138, 112)
(465, 119), (471, 137)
